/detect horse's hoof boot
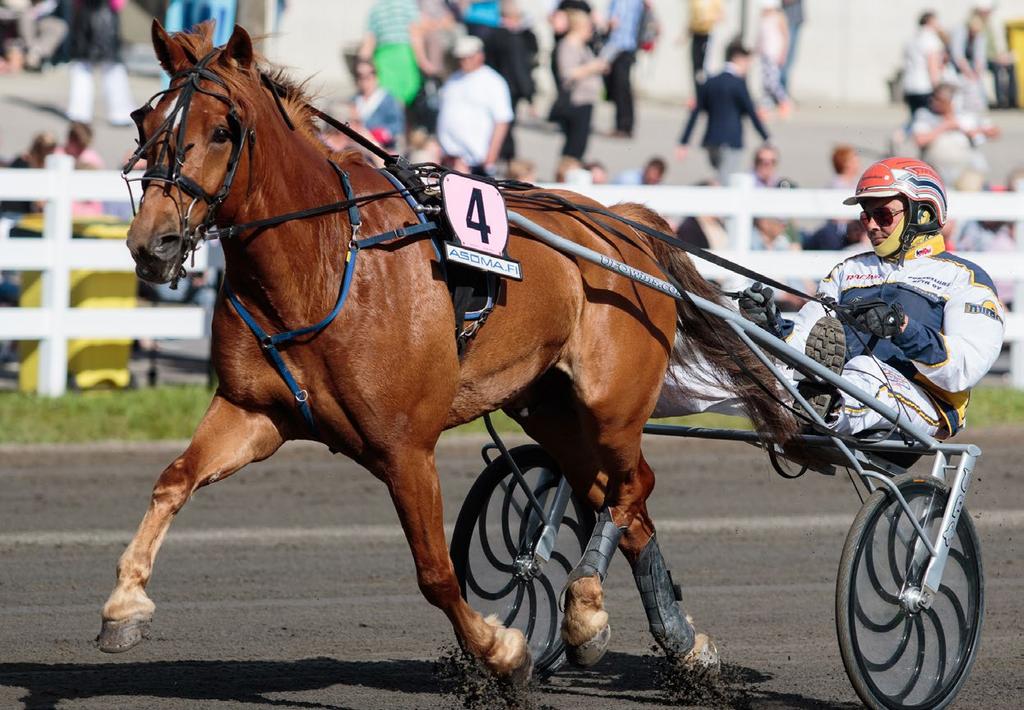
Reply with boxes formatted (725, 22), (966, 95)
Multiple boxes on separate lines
(565, 624), (611, 667)
(96, 617), (150, 653)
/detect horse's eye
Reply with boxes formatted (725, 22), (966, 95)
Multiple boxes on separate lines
(212, 126), (232, 144)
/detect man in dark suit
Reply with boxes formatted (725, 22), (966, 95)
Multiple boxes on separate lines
(675, 40), (771, 184)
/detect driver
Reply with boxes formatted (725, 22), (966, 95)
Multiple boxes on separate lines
(657, 157), (1005, 437)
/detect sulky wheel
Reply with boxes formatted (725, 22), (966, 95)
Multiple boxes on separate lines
(450, 445), (595, 678)
(836, 474), (984, 710)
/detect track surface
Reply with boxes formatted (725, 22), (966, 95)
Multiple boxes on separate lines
(2, 431), (1022, 709)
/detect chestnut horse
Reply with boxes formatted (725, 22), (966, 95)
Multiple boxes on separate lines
(102, 21), (793, 681)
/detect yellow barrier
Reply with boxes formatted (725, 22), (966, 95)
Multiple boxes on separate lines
(18, 215), (136, 391)
(1007, 19), (1024, 109)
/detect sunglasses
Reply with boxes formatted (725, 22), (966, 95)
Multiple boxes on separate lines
(859, 206), (904, 228)
(756, 157), (777, 166)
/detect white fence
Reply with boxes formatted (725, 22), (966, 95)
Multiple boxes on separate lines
(2, 158), (1023, 395)
(0, 155), (214, 396)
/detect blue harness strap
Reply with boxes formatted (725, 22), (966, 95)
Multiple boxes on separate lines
(224, 169), (437, 443)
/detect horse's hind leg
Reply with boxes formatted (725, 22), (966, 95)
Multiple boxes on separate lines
(378, 447), (532, 682)
(618, 454), (719, 673)
(97, 395), (283, 652)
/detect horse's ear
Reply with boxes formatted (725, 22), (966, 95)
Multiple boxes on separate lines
(219, 25), (254, 70)
(151, 19), (190, 75)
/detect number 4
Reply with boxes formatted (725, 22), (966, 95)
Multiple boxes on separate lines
(466, 188), (491, 244)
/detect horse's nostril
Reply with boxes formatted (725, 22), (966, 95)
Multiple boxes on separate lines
(153, 233), (180, 255)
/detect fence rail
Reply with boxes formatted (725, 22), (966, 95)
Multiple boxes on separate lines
(2, 158), (1023, 395)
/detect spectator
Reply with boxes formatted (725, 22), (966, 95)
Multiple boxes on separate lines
(0, 131), (56, 214)
(902, 11), (945, 120)
(418, 0), (457, 74)
(975, 0), (1017, 109)
(752, 144), (781, 187)
(753, 216), (809, 310)
(780, 0), (803, 91)
(0, 0), (68, 71)
(506, 157), (536, 182)
(599, 0), (644, 139)
(485, 0), (539, 161)
(358, 0), (436, 107)
(349, 61), (404, 151)
(554, 8), (606, 160)
(757, 0), (791, 118)
(911, 82), (999, 185)
(547, 0), (592, 92)
(676, 40), (770, 185)
(56, 121), (104, 169)
(406, 126), (442, 164)
(460, 0), (502, 41)
(66, 0), (134, 126)
(803, 144), (861, 250)
(554, 154), (585, 183)
(687, 0), (723, 91)
(583, 159), (609, 184)
(436, 34), (513, 175)
(828, 143), (861, 190)
(614, 155), (666, 185)
(950, 8), (990, 115)
(675, 186), (728, 250)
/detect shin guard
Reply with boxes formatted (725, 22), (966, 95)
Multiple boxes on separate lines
(562, 507), (623, 597)
(633, 534), (695, 657)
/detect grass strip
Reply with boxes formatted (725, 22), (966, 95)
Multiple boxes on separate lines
(0, 384), (1020, 444)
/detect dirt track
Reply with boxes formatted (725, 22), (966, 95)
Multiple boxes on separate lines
(1, 430), (1022, 709)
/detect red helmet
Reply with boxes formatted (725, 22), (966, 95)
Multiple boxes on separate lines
(843, 157), (947, 226)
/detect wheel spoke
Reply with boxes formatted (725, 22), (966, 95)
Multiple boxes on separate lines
(502, 579), (527, 627)
(537, 573), (561, 658)
(862, 616), (913, 671)
(466, 565), (519, 601)
(893, 614), (927, 702)
(923, 607), (948, 697)
(476, 500), (515, 574)
(864, 513), (901, 605)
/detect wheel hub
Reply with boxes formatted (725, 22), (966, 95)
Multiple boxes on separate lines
(513, 553), (540, 580)
(899, 585), (933, 613)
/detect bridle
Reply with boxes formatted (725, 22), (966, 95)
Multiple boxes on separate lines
(123, 49), (252, 284)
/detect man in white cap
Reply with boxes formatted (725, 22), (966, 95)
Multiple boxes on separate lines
(435, 34), (515, 175)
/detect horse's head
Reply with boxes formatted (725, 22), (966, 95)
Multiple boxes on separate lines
(126, 21), (258, 284)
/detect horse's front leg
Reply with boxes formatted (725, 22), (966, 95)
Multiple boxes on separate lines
(97, 395), (283, 652)
(380, 447), (533, 682)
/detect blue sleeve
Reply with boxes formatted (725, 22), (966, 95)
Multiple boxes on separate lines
(741, 84), (769, 141)
(381, 95), (405, 140)
(892, 318), (948, 366)
(679, 84), (705, 145)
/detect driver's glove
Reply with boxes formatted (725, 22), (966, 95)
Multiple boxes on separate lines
(849, 300), (906, 339)
(738, 282), (782, 334)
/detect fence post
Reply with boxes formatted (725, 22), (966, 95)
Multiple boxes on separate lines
(727, 172), (754, 255)
(37, 154), (74, 397)
(1013, 180), (1024, 389)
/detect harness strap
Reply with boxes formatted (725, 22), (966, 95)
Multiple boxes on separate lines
(352, 221), (438, 250)
(224, 170), (437, 444)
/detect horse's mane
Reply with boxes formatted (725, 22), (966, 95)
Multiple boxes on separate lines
(172, 21), (365, 167)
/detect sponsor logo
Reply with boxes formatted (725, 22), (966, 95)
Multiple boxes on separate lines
(597, 255), (681, 298)
(941, 469), (972, 549)
(964, 300), (1003, 323)
(444, 243), (523, 280)
(845, 273), (883, 281)
(913, 245), (933, 258)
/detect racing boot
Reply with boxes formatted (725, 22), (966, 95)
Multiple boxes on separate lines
(797, 315), (846, 421)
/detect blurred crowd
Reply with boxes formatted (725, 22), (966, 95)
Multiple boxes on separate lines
(2, 0), (1024, 326)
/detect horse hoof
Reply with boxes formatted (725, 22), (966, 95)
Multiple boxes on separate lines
(96, 617), (150, 653)
(564, 623), (611, 667)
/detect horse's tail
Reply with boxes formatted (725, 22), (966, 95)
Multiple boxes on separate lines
(611, 202), (798, 442)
